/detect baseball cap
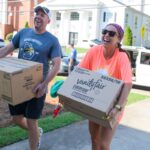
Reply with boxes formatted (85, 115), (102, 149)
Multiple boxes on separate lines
(34, 6), (51, 19)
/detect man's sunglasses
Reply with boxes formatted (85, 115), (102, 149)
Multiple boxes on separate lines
(102, 29), (117, 37)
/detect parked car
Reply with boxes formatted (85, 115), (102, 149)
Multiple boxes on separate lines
(57, 39), (101, 76)
(58, 56), (79, 76)
(49, 54), (79, 76)
(50, 40), (101, 76)
(89, 39), (101, 47)
(0, 39), (5, 48)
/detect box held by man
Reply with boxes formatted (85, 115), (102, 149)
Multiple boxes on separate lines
(0, 57), (43, 105)
(58, 67), (124, 129)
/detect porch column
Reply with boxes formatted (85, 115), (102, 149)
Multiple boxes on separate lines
(79, 11), (89, 45)
(2, 0), (7, 24)
(59, 11), (69, 46)
(90, 8), (100, 39)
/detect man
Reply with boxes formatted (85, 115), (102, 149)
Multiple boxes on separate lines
(0, 6), (62, 150)
(68, 43), (77, 74)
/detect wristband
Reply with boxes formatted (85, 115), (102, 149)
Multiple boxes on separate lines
(115, 104), (123, 111)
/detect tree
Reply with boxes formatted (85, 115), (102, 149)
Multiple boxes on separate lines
(122, 25), (132, 46)
(24, 21), (30, 28)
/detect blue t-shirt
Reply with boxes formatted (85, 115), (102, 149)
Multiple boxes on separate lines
(12, 28), (62, 78)
(70, 48), (77, 61)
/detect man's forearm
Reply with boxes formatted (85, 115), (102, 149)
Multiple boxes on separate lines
(43, 67), (59, 86)
(0, 43), (14, 58)
(43, 57), (61, 86)
(0, 47), (9, 58)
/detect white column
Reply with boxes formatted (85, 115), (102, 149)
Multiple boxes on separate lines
(59, 11), (69, 46)
(34, 0), (38, 6)
(79, 11), (88, 44)
(90, 8), (100, 39)
(46, 11), (55, 33)
(2, 0), (7, 24)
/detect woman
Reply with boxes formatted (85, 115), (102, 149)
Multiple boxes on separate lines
(78, 23), (132, 150)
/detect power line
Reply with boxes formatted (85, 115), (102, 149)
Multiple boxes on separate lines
(0, 0), (150, 7)
(0, 2), (150, 13)
(0, 4), (150, 13)
(0, 0), (32, 3)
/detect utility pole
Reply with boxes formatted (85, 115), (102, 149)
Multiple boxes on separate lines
(140, 0), (145, 47)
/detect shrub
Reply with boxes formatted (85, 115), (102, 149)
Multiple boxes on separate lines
(24, 21), (30, 28)
(5, 32), (13, 41)
(123, 25), (133, 46)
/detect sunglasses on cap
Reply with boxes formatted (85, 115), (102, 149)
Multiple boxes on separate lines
(102, 29), (117, 37)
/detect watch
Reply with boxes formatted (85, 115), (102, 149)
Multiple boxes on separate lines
(115, 104), (122, 111)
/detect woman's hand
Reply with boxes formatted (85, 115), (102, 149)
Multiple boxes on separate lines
(108, 107), (121, 120)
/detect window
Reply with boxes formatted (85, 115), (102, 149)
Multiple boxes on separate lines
(70, 12), (79, 20)
(103, 12), (113, 22)
(103, 12), (106, 22)
(114, 12), (117, 22)
(56, 24), (59, 28)
(56, 12), (61, 20)
(140, 52), (150, 65)
(19, 11), (24, 15)
(88, 13), (92, 21)
(69, 32), (78, 45)
(127, 50), (138, 68)
(134, 16), (138, 29)
(125, 13), (128, 25)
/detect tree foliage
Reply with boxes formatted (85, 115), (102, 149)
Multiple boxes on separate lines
(24, 21), (30, 28)
(5, 32), (13, 41)
(123, 25), (132, 46)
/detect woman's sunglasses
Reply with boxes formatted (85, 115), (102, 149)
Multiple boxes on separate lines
(102, 29), (117, 37)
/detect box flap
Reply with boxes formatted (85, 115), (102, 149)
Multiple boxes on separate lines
(0, 57), (42, 73)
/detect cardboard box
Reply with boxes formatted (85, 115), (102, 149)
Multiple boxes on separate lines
(0, 57), (43, 105)
(58, 67), (124, 129)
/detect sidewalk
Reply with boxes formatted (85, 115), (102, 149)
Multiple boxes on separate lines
(0, 99), (150, 150)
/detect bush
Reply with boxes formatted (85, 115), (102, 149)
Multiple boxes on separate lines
(24, 21), (30, 28)
(5, 32), (13, 41)
(123, 25), (133, 46)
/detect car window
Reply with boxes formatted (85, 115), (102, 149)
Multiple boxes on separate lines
(140, 52), (150, 65)
(0, 41), (5, 48)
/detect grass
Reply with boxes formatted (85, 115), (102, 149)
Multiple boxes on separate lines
(53, 76), (66, 82)
(0, 92), (150, 147)
(65, 47), (87, 55)
(0, 112), (83, 147)
(127, 92), (150, 105)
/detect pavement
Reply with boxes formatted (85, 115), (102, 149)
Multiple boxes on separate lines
(0, 89), (150, 150)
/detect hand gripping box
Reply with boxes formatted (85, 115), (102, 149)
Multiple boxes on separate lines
(58, 67), (124, 129)
(0, 57), (43, 105)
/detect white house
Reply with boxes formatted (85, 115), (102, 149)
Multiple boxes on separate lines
(38, 0), (150, 48)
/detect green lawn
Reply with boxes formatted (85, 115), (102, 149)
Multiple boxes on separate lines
(0, 112), (83, 147)
(0, 92), (150, 147)
(65, 47), (87, 55)
(127, 92), (150, 105)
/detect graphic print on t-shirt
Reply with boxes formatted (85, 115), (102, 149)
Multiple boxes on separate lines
(96, 68), (108, 76)
(22, 41), (35, 59)
(20, 38), (42, 60)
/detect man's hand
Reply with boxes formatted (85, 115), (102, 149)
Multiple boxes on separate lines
(32, 82), (47, 98)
